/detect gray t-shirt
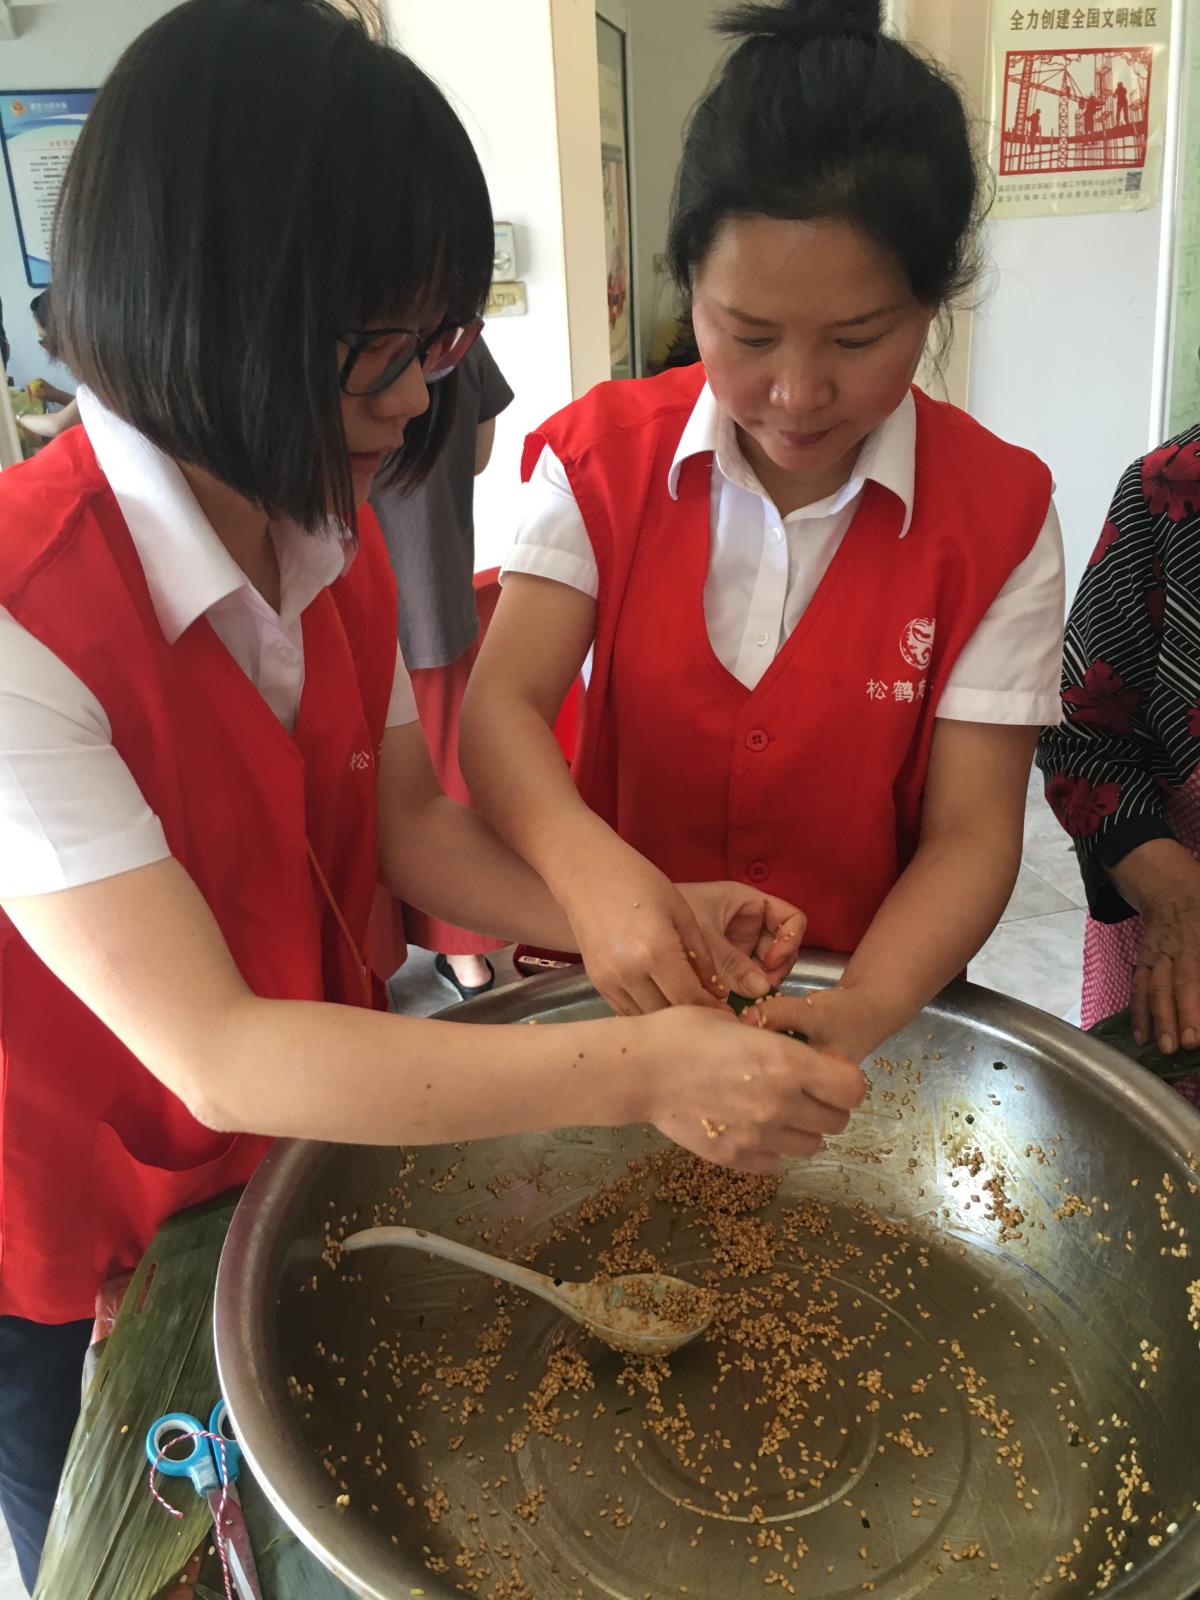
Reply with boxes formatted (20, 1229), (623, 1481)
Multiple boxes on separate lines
(370, 339), (513, 669)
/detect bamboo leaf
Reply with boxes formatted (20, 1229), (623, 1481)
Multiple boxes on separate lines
(35, 1192), (359, 1600)
(35, 1197), (236, 1600)
(1089, 1007), (1200, 1084)
(728, 989), (806, 1040)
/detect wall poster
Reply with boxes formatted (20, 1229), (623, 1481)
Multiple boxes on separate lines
(0, 90), (96, 287)
(986, 4), (1171, 216)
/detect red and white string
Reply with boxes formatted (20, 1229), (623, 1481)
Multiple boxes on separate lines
(148, 1428), (234, 1600)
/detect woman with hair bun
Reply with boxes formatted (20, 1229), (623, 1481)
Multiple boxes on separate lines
(463, 0), (1066, 1057)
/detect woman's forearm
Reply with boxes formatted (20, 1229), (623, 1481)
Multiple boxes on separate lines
(837, 828), (1022, 1050)
(204, 996), (644, 1141)
(4, 856), (850, 1171)
(459, 577), (627, 901)
(1107, 837), (1193, 916)
(380, 792), (580, 950)
(461, 684), (620, 894)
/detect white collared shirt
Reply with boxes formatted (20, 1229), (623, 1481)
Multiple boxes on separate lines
(0, 390), (417, 897)
(504, 384), (1065, 721)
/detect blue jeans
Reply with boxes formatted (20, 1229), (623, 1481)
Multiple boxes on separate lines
(0, 1317), (91, 1593)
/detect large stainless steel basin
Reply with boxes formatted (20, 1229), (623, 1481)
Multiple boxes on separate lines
(215, 961), (1200, 1599)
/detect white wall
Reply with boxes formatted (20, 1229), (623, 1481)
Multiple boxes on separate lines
(888, 1), (1183, 592)
(386, 0), (727, 560)
(625, 0), (726, 371)
(965, 2), (1187, 594)
(551, 0), (609, 396)
(385, 0), (728, 563)
(386, 0), (609, 570)
(0, 0), (176, 388)
(969, 210), (1166, 589)
(0, 0), (607, 565)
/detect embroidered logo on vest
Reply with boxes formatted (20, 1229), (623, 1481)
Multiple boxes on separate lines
(900, 618), (936, 671)
(349, 750), (372, 772)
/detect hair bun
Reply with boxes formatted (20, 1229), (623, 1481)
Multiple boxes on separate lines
(717, 0), (882, 46)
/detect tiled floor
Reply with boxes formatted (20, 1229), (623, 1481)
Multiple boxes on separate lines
(0, 783), (1086, 1598)
(0, 1537), (17, 1600)
(973, 773), (1087, 1023)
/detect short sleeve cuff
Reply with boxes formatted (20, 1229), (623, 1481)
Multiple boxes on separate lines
(1093, 813), (1174, 872)
(501, 546), (601, 600)
(935, 686), (1063, 726)
(1079, 816), (1174, 925)
(385, 647), (419, 728)
(0, 813), (170, 898)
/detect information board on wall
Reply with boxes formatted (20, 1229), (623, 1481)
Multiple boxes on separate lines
(0, 90), (96, 287)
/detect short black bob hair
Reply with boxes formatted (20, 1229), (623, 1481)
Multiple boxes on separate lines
(30, 289), (56, 354)
(52, 0), (494, 532)
(669, 0), (981, 318)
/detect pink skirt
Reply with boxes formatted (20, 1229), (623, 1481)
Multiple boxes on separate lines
(1081, 767), (1200, 1105)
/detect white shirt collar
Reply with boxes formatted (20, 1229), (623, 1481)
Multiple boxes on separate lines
(667, 381), (916, 537)
(78, 387), (352, 643)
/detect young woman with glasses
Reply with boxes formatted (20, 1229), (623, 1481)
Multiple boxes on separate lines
(0, 3), (866, 1584)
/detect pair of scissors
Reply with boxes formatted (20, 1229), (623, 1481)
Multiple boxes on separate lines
(144, 1399), (264, 1600)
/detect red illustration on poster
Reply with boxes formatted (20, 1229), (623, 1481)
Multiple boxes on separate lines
(999, 47), (1152, 177)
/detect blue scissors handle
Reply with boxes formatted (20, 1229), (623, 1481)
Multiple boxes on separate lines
(145, 1401), (241, 1493)
(207, 1399), (242, 1483)
(145, 1412), (218, 1495)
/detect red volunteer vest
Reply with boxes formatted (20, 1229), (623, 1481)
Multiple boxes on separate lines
(0, 428), (395, 1323)
(523, 365), (1051, 954)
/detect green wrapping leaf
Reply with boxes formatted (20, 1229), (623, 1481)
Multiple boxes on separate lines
(235, 1484), (358, 1600)
(35, 1196), (237, 1600)
(1088, 1007), (1200, 1084)
(35, 1193), (358, 1600)
(728, 990), (807, 1041)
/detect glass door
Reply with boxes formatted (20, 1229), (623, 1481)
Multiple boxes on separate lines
(1167, 0), (1200, 433)
(596, 14), (635, 380)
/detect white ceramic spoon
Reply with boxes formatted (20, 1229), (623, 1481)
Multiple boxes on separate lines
(340, 1225), (713, 1356)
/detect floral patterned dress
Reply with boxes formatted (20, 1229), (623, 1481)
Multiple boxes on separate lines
(1036, 426), (1200, 1105)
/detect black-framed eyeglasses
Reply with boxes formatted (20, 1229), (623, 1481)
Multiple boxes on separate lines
(338, 317), (484, 398)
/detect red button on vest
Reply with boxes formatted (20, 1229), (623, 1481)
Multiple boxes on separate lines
(748, 861), (769, 883)
(746, 729), (770, 752)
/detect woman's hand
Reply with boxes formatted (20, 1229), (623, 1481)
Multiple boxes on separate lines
(561, 843), (731, 1015)
(26, 377), (73, 407)
(0, 845), (858, 1165)
(677, 881), (806, 998)
(561, 835), (810, 1016)
(741, 983), (903, 1067)
(1107, 839), (1200, 1054)
(1131, 871), (1200, 1054)
(641, 1005), (867, 1174)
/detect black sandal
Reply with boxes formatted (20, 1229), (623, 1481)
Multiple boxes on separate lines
(434, 952), (496, 1001)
